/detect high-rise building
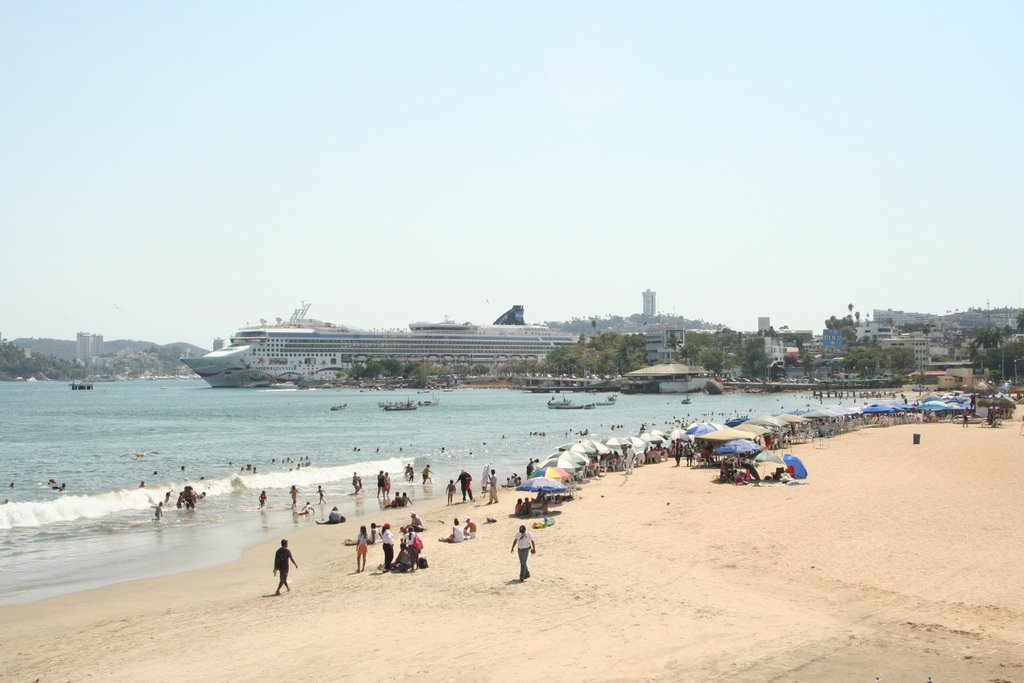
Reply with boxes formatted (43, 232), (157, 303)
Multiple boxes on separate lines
(757, 317), (771, 333)
(642, 289), (657, 317)
(76, 332), (104, 364)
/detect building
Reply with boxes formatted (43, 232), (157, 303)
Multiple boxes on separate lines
(644, 327), (686, 365)
(757, 317), (771, 333)
(642, 289), (656, 318)
(872, 309), (936, 327)
(76, 332), (104, 364)
(856, 320), (893, 343)
(881, 334), (931, 372)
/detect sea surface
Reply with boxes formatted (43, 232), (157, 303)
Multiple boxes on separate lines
(0, 379), (829, 604)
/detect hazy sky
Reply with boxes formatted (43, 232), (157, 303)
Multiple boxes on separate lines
(2, 2), (1021, 347)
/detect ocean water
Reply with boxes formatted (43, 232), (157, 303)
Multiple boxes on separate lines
(0, 379), (826, 604)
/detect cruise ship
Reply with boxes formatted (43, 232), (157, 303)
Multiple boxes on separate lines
(181, 303), (577, 387)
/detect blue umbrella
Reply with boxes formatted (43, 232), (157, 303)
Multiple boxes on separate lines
(861, 404), (897, 414)
(724, 417), (750, 427)
(713, 439), (762, 455)
(920, 401), (953, 411)
(516, 477), (568, 493)
(686, 423), (718, 436)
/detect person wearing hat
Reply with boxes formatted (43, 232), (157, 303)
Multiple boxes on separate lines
(409, 511), (425, 532)
(463, 516), (477, 539)
(380, 523), (395, 571)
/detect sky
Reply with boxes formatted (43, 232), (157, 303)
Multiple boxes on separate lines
(1, 2), (1021, 348)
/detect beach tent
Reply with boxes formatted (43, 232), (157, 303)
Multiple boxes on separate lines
(775, 414), (807, 423)
(724, 417), (750, 427)
(745, 415), (789, 429)
(695, 427), (762, 443)
(920, 401), (953, 411)
(734, 422), (771, 436)
(783, 454), (807, 479)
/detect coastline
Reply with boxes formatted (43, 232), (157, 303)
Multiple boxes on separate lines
(3, 420), (1023, 681)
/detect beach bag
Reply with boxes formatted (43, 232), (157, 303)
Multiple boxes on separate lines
(412, 534), (423, 551)
(418, 556), (428, 569)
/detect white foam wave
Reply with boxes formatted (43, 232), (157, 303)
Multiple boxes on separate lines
(0, 488), (165, 529)
(0, 456), (409, 529)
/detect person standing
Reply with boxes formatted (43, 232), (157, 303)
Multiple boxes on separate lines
(446, 480), (456, 505)
(376, 471), (386, 499)
(511, 525), (536, 582)
(289, 485), (299, 508)
(317, 485), (326, 504)
(273, 539), (298, 595)
(422, 465), (432, 484)
(526, 459), (536, 477)
(457, 470), (474, 502)
(488, 469), (499, 505)
(355, 525), (369, 573)
(259, 490), (268, 509)
(381, 523), (395, 571)
(481, 464), (490, 495)
(403, 525), (422, 571)
(154, 501), (163, 520)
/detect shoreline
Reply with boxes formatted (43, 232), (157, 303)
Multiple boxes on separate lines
(3, 419), (1023, 681)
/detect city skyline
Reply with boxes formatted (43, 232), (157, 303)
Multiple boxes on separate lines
(2, 3), (1021, 347)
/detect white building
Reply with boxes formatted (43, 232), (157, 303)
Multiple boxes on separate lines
(76, 332), (104, 364)
(856, 320), (894, 342)
(644, 327), (686, 365)
(642, 289), (657, 317)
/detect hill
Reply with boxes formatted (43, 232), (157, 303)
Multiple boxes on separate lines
(12, 338), (208, 361)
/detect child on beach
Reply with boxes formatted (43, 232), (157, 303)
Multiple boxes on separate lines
(446, 480), (456, 505)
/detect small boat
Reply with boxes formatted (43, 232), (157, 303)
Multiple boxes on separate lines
(329, 403), (347, 411)
(680, 397), (692, 405)
(594, 394), (618, 406)
(417, 398), (440, 407)
(548, 397), (585, 410)
(380, 400), (418, 411)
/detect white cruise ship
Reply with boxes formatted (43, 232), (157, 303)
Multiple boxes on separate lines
(181, 303), (577, 387)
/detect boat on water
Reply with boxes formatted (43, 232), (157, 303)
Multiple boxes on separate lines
(329, 403), (347, 411)
(417, 398), (440, 407)
(547, 396), (595, 410)
(380, 400), (417, 411)
(594, 394), (618, 406)
(680, 397), (692, 405)
(181, 303), (575, 388)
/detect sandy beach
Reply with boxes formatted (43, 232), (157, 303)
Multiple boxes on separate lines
(2, 419), (1022, 682)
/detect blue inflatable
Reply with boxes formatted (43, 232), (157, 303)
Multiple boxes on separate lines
(783, 454), (807, 479)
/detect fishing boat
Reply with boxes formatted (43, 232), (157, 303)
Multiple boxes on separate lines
(380, 400), (418, 411)
(547, 396), (585, 410)
(417, 398), (440, 407)
(329, 403), (347, 411)
(680, 397), (692, 405)
(594, 394), (618, 406)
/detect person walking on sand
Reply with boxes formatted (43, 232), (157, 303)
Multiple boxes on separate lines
(273, 539), (298, 594)
(488, 469), (499, 505)
(457, 470), (474, 502)
(317, 485), (326, 504)
(511, 525), (535, 581)
(446, 479), (456, 505)
(259, 490), (267, 509)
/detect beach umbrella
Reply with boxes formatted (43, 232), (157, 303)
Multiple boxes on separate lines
(775, 414), (806, 423)
(861, 404), (897, 414)
(536, 451), (588, 471)
(517, 477), (568, 493)
(580, 439), (611, 455)
(604, 437), (631, 448)
(686, 423), (719, 436)
(713, 439), (762, 455)
(753, 451), (786, 465)
(724, 417), (750, 427)
(529, 466), (572, 480)
(668, 428), (689, 441)
(649, 429), (668, 439)
(734, 422), (771, 436)
(556, 442), (585, 452)
(640, 432), (664, 443)
(695, 427), (763, 443)
(802, 409), (840, 419)
(744, 415), (789, 429)
(625, 436), (647, 449)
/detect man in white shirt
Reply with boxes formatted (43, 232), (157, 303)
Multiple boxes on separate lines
(511, 525), (536, 581)
(488, 469), (499, 504)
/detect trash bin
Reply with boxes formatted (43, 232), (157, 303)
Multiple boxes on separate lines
(913, 433), (921, 445)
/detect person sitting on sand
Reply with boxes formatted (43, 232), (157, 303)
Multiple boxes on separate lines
(514, 499), (524, 516)
(522, 499), (532, 517)
(408, 512), (425, 532)
(316, 506), (345, 525)
(295, 501), (315, 516)
(438, 518), (465, 543)
(401, 492), (411, 507)
(393, 540), (413, 573)
(463, 517), (477, 539)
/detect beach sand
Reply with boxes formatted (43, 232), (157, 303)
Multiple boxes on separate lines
(2, 420), (1022, 682)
